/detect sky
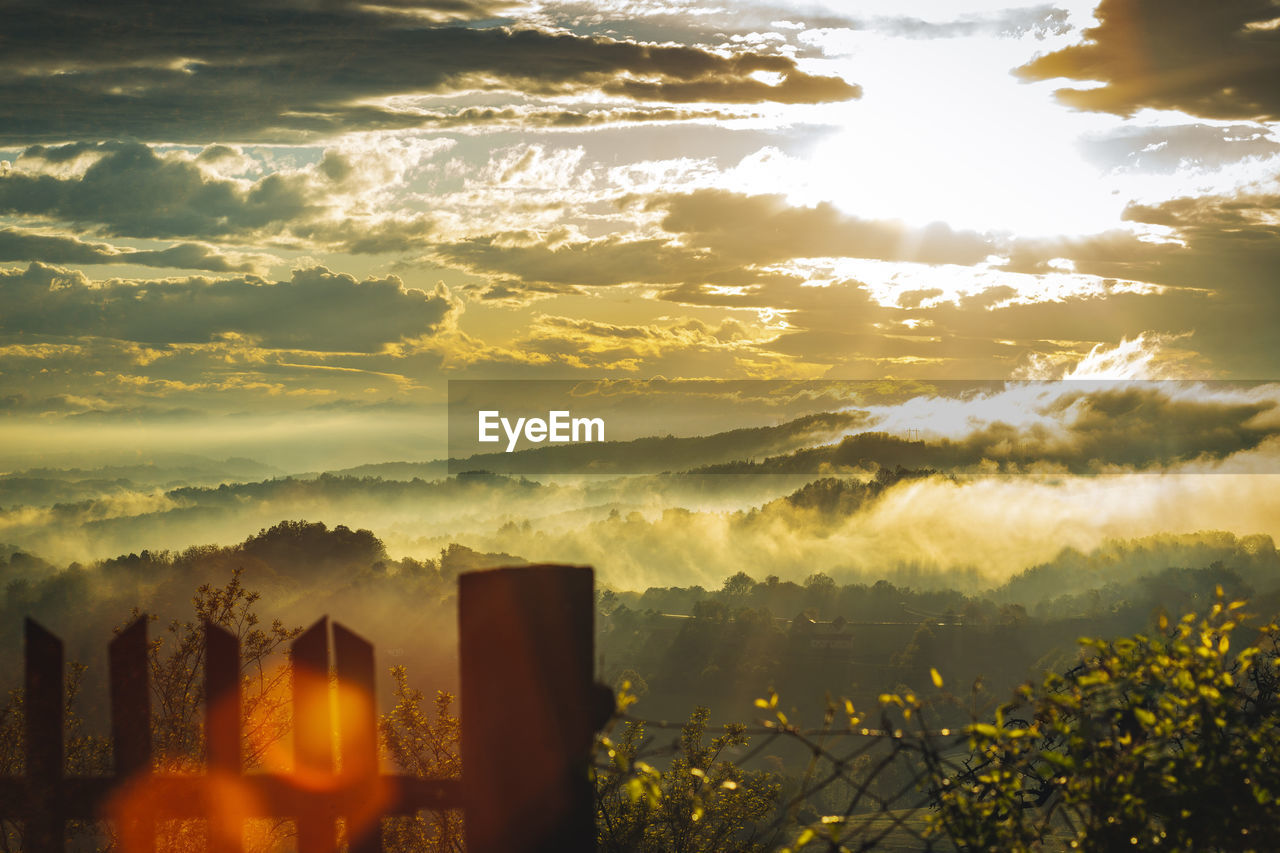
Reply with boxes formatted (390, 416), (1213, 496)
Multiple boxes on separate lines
(1, 0), (1279, 471)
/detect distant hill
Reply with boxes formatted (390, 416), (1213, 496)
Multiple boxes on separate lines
(301, 460), (450, 480)
(0, 455), (288, 507)
(445, 410), (870, 474)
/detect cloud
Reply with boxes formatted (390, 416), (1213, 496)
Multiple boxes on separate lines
(444, 378), (1280, 476)
(383, 105), (760, 129)
(1116, 190), (1280, 372)
(966, 175), (1280, 377)
(0, 263), (457, 352)
(685, 382), (1280, 476)
(864, 5), (1071, 40)
(1122, 187), (1280, 243)
(0, 337), (458, 465)
(1016, 332), (1203, 380)
(650, 189), (998, 266)
(0, 227), (263, 272)
(0, 1), (860, 144)
(981, 384), (1278, 471)
(427, 189), (999, 299)
(515, 314), (787, 372)
(433, 233), (701, 296)
(426, 184), (1265, 376)
(451, 465), (1280, 590)
(1016, 0), (1280, 120)
(1077, 124), (1280, 174)
(424, 171), (1280, 377)
(0, 141), (447, 253)
(602, 72), (860, 104)
(0, 143), (314, 240)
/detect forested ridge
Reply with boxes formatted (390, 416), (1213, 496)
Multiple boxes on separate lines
(3, 519), (1280, 848)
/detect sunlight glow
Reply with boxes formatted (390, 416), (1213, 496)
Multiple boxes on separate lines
(799, 35), (1125, 236)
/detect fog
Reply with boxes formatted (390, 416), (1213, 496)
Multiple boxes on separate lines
(2, 382), (1278, 593)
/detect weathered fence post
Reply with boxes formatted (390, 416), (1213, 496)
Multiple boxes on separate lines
(333, 622), (384, 853)
(110, 617), (155, 853)
(292, 618), (336, 853)
(205, 621), (242, 853)
(459, 564), (611, 853)
(24, 619), (64, 853)
(288, 618), (389, 853)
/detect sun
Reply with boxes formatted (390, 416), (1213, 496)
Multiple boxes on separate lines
(794, 33), (1127, 238)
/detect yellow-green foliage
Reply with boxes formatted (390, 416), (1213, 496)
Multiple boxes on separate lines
(933, 593), (1280, 852)
(379, 669), (462, 852)
(595, 684), (782, 853)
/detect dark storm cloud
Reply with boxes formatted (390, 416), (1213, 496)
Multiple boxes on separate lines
(0, 0), (860, 144)
(0, 143), (314, 239)
(0, 228), (259, 272)
(1016, 0), (1280, 120)
(0, 263), (456, 351)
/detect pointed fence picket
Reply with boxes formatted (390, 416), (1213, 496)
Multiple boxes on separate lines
(0, 564), (610, 853)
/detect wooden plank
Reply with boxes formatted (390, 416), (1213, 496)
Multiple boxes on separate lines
(2, 608), (481, 853)
(459, 564), (606, 853)
(292, 618), (335, 853)
(332, 623), (383, 853)
(387, 777), (464, 813)
(109, 617), (152, 777)
(109, 615), (154, 853)
(205, 621), (243, 853)
(24, 619), (64, 853)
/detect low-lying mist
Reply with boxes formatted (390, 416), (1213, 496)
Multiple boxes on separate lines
(2, 381), (1278, 591)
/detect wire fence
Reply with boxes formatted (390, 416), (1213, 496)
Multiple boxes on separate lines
(3, 558), (1109, 853)
(594, 702), (1072, 853)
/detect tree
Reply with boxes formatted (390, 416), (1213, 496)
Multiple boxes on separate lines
(0, 569), (301, 853)
(595, 705), (782, 853)
(379, 668), (462, 853)
(125, 568), (301, 774)
(722, 572), (756, 601)
(118, 568), (302, 853)
(930, 594), (1280, 851)
(0, 662), (110, 853)
(802, 573), (837, 611)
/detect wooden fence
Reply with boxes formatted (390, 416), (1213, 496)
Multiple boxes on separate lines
(0, 564), (613, 853)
